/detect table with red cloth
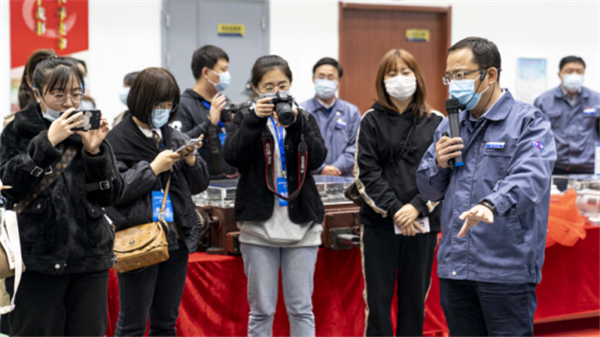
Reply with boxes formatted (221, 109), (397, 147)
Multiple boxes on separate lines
(106, 226), (599, 336)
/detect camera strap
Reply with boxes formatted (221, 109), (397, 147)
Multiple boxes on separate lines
(262, 115), (308, 202)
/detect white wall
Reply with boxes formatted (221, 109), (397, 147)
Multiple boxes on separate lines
(88, 1), (162, 123)
(270, 0), (600, 105)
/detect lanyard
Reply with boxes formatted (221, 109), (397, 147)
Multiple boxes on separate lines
(270, 116), (286, 172)
(202, 100), (225, 129)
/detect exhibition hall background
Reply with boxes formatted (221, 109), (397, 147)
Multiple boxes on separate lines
(1, 0), (599, 124)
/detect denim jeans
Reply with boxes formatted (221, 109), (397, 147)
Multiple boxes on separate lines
(115, 240), (189, 337)
(240, 243), (319, 337)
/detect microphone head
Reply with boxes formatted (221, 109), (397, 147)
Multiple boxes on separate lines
(446, 98), (460, 110)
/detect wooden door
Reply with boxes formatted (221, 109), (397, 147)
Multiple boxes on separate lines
(339, 3), (452, 114)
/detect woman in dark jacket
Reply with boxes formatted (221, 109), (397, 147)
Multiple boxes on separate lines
(355, 49), (444, 336)
(223, 55), (327, 337)
(0, 55), (124, 336)
(105, 67), (209, 337)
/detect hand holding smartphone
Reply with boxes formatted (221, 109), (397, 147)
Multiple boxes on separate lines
(60, 109), (101, 132)
(175, 138), (203, 154)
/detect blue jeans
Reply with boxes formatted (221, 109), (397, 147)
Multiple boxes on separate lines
(114, 241), (189, 337)
(240, 243), (319, 337)
(440, 278), (537, 336)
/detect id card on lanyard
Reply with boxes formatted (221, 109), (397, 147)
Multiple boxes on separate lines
(152, 191), (174, 222)
(270, 116), (288, 206)
(203, 100), (227, 146)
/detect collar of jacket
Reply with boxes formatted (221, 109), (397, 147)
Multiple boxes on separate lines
(371, 102), (417, 119)
(462, 88), (515, 123)
(182, 88), (209, 103)
(553, 84), (590, 100)
(13, 102), (81, 143)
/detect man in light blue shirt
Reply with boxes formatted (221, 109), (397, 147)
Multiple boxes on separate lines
(534, 56), (600, 175)
(300, 58), (360, 177)
(417, 37), (556, 336)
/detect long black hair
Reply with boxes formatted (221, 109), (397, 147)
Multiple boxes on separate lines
(18, 49), (57, 109)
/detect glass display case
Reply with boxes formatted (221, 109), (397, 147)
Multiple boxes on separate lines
(193, 176), (355, 208)
(552, 174), (600, 224)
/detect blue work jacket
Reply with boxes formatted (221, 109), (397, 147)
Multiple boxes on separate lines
(300, 97), (361, 176)
(534, 85), (600, 172)
(416, 90), (557, 284)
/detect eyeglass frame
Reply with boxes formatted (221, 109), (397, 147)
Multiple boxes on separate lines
(442, 68), (488, 86)
(34, 87), (85, 105)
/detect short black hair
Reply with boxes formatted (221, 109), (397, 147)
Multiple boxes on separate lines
(559, 56), (586, 71)
(448, 37), (502, 81)
(128, 67), (180, 128)
(123, 71), (140, 87)
(312, 57), (343, 78)
(191, 45), (229, 80)
(251, 55), (293, 88)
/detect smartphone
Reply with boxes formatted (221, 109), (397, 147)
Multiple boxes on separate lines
(60, 109), (101, 132)
(175, 138), (202, 154)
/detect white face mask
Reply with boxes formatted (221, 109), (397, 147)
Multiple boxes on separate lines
(384, 75), (417, 101)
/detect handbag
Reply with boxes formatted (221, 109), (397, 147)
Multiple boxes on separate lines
(0, 209), (24, 313)
(112, 175), (172, 273)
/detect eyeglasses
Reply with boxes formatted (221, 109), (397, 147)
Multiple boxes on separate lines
(154, 103), (178, 113)
(46, 91), (85, 105)
(442, 69), (485, 85)
(261, 84), (290, 93)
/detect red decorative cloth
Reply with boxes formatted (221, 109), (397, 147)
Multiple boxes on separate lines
(106, 227), (599, 336)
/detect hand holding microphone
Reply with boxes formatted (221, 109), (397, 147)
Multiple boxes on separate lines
(435, 99), (464, 169)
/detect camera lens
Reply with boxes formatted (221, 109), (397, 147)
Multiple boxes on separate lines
(275, 102), (295, 127)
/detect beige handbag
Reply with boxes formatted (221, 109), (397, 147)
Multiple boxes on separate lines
(112, 175), (171, 273)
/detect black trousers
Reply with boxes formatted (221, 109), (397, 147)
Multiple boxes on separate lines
(5, 269), (109, 336)
(114, 240), (189, 337)
(440, 278), (537, 336)
(360, 224), (438, 337)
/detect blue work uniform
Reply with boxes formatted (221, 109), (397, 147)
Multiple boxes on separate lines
(416, 89), (557, 284)
(534, 85), (600, 173)
(300, 97), (361, 176)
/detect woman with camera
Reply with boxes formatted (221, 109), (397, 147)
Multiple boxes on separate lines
(355, 49), (443, 336)
(223, 55), (327, 337)
(0, 54), (123, 336)
(105, 67), (209, 336)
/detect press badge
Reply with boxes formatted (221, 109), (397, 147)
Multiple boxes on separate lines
(583, 107), (596, 115)
(152, 191), (174, 222)
(336, 118), (347, 128)
(276, 177), (289, 207)
(219, 128), (227, 146)
(395, 217), (431, 235)
(485, 142), (505, 149)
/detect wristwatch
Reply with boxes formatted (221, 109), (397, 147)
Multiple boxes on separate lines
(479, 199), (497, 214)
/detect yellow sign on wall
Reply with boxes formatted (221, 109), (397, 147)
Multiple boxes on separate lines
(218, 24), (245, 37)
(406, 29), (430, 42)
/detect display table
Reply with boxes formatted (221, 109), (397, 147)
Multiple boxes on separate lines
(106, 226), (599, 336)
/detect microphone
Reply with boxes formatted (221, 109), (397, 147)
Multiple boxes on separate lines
(446, 98), (464, 167)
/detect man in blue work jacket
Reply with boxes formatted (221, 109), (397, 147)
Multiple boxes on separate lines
(300, 57), (361, 177)
(416, 37), (557, 336)
(534, 56), (600, 176)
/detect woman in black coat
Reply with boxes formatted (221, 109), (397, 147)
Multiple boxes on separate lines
(0, 55), (124, 336)
(104, 67), (209, 337)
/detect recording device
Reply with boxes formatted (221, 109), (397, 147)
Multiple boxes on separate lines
(262, 91), (296, 127)
(445, 98), (464, 167)
(60, 109), (101, 132)
(221, 102), (248, 123)
(175, 138), (202, 154)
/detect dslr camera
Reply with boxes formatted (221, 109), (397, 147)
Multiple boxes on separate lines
(262, 92), (296, 127)
(221, 102), (249, 123)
